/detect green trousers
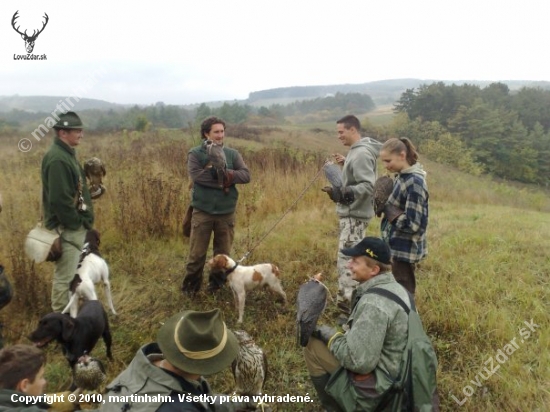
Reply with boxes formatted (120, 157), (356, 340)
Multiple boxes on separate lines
(51, 226), (86, 312)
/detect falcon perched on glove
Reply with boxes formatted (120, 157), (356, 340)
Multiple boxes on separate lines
(84, 157), (106, 199)
(373, 175), (394, 217)
(296, 273), (331, 347)
(321, 160), (354, 205)
(204, 139), (227, 189)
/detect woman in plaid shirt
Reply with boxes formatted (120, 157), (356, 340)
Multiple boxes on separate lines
(379, 137), (429, 295)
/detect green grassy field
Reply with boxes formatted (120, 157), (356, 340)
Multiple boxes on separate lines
(0, 124), (548, 411)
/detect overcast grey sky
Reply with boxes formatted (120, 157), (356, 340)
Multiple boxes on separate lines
(1, 0), (549, 105)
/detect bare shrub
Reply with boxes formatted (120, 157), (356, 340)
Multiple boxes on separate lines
(113, 173), (184, 240)
(7, 247), (50, 316)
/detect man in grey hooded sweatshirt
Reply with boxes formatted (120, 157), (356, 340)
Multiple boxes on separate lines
(322, 115), (382, 321)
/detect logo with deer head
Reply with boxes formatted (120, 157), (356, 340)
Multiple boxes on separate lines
(11, 11), (49, 54)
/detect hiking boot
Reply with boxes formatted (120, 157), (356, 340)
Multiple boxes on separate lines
(181, 281), (200, 297)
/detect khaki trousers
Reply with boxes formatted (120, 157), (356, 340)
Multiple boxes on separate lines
(183, 209), (235, 292)
(304, 337), (341, 377)
(51, 226), (86, 312)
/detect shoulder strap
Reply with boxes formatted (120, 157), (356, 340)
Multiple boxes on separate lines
(366, 287), (415, 315)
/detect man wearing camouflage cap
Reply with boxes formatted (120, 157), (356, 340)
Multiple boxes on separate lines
(41, 111), (94, 312)
(303, 237), (411, 411)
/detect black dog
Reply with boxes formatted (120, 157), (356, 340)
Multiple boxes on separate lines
(29, 300), (112, 368)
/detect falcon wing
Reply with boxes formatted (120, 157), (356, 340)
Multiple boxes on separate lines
(323, 161), (343, 189)
(296, 278), (328, 347)
(373, 175), (394, 217)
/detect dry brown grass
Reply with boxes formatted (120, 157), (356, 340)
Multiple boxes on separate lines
(0, 126), (548, 411)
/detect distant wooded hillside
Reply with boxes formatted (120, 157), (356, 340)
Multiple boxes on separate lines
(0, 95), (123, 113)
(247, 79), (550, 106)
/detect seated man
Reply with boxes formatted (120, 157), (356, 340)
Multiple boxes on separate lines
(100, 309), (256, 412)
(0, 344), (49, 411)
(304, 237), (410, 412)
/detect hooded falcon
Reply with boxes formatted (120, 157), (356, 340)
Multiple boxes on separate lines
(296, 273), (330, 347)
(231, 330), (268, 396)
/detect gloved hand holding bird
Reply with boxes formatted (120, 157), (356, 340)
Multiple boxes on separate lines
(204, 139), (234, 192)
(373, 175), (405, 222)
(321, 159), (354, 205)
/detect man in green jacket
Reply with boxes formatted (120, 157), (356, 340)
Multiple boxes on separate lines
(304, 237), (410, 412)
(182, 117), (250, 295)
(41, 111), (94, 312)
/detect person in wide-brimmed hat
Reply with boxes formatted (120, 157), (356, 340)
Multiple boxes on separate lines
(42, 111), (95, 313)
(100, 309), (256, 412)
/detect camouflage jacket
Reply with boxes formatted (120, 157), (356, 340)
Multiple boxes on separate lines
(41, 137), (94, 230)
(330, 273), (410, 378)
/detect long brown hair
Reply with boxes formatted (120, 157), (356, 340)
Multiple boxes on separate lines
(382, 137), (418, 166)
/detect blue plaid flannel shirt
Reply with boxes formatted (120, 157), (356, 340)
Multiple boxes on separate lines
(385, 171), (429, 262)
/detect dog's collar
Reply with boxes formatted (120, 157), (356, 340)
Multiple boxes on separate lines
(224, 263), (239, 276)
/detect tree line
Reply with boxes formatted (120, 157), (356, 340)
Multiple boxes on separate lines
(392, 82), (550, 185)
(0, 93), (375, 133)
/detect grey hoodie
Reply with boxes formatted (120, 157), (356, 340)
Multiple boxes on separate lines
(337, 137), (383, 220)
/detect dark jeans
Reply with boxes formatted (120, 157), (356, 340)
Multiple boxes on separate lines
(392, 260), (416, 295)
(182, 209), (235, 293)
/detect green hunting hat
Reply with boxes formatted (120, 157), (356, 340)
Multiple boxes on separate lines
(157, 309), (239, 375)
(341, 236), (392, 264)
(53, 111), (84, 129)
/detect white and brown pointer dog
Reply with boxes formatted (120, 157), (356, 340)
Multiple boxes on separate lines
(62, 230), (116, 318)
(208, 254), (287, 323)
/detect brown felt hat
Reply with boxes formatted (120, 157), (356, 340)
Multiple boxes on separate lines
(157, 309), (238, 375)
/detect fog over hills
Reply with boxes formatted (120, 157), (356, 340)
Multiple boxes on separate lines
(1, 79), (549, 112)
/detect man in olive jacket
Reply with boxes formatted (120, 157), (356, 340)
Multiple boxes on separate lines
(41, 111), (94, 312)
(100, 309), (256, 412)
(304, 237), (410, 411)
(182, 117), (250, 295)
